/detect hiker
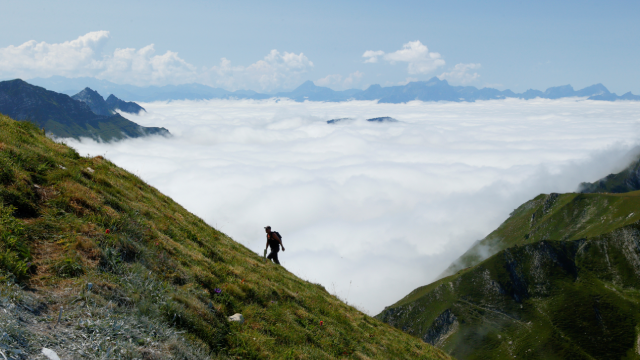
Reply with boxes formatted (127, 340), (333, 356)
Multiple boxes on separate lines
(264, 226), (285, 264)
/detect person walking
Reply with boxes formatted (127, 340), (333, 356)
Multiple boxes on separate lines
(264, 226), (284, 264)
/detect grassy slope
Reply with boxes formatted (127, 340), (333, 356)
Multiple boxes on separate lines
(0, 114), (450, 360)
(441, 191), (640, 277)
(378, 223), (640, 360)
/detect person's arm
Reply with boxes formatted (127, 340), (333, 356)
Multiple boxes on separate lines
(265, 235), (269, 251)
(275, 233), (285, 251)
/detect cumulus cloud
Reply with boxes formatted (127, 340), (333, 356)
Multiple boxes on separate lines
(0, 31), (313, 90)
(438, 63), (481, 84)
(0, 31), (197, 86)
(0, 31), (110, 79)
(315, 74), (342, 87)
(362, 50), (385, 63)
(66, 98), (640, 314)
(363, 41), (445, 74)
(315, 71), (363, 89)
(207, 50), (313, 92)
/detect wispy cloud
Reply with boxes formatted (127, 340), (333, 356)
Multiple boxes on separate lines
(315, 71), (363, 89)
(363, 41), (445, 74)
(207, 50), (313, 92)
(438, 63), (481, 84)
(66, 98), (640, 314)
(0, 31), (313, 91)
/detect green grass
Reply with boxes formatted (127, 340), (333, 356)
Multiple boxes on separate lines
(0, 114), (451, 359)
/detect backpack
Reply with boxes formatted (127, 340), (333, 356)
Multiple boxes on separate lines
(268, 231), (282, 247)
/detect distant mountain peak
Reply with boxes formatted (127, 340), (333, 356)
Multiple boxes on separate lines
(105, 94), (146, 114)
(72, 87), (112, 116)
(425, 76), (447, 86)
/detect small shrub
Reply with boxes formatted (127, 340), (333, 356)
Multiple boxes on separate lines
(0, 187), (38, 218)
(100, 247), (123, 273)
(53, 256), (84, 278)
(0, 204), (31, 281)
(0, 158), (15, 185)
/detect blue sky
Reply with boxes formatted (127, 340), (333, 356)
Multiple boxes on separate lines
(1, 0), (639, 93)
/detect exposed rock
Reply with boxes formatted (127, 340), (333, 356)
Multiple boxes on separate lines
(423, 309), (459, 346)
(542, 193), (559, 214)
(41, 348), (60, 360)
(228, 313), (244, 324)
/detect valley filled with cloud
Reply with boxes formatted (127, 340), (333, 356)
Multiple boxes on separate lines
(65, 98), (640, 314)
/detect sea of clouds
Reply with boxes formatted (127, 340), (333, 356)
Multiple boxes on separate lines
(65, 98), (640, 314)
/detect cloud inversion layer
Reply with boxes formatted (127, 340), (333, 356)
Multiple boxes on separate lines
(66, 98), (640, 314)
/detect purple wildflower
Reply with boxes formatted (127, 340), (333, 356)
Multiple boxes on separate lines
(214, 288), (222, 294)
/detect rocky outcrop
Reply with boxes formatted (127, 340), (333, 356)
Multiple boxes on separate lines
(423, 309), (458, 346)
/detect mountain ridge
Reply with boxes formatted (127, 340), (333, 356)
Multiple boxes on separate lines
(27, 76), (640, 103)
(0, 79), (165, 142)
(377, 188), (640, 359)
(71, 87), (146, 116)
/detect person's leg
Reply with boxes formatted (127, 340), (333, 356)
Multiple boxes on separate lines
(267, 249), (280, 264)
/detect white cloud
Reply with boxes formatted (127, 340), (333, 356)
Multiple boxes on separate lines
(0, 32), (313, 90)
(438, 63), (481, 84)
(363, 50), (384, 63)
(315, 74), (342, 87)
(0, 31), (198, 86)
(363, 41), (445, 74)
(208, 50), (314, 92)
(315, 71), (363, 89)
(65, 98), (640, 314)
(0, 31), (110, 79)
(343, 71), (363, 88)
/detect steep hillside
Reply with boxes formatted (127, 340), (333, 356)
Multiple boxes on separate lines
(0, 114), (450, 359)
(0, 79), (166, 141)
(442, 190), (640, 277)
(377, 224), (640, 359)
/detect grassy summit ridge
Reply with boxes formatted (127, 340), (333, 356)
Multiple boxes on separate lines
(0, 115), (450, 359)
